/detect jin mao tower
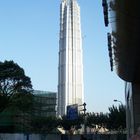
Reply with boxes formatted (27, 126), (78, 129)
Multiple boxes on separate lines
(58, 0), (84, 116)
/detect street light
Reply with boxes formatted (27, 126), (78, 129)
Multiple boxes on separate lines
(83, 102), (87, 134)
(113, 99), (123, 105)
(79, 102), (87, 134)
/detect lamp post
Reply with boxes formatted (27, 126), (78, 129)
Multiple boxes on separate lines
(79, 102), (87, 134)
(83, 102), (87, 134)
(113, 99), (123, 105)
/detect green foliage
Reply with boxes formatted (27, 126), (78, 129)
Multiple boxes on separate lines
(10, 92), (34, 113)
(0, 60), (33, 112)
(86, 112), (108, 132)
(86, 113), (96, 129)
(0, 60), (33, 133)
(0, 106), (31, 133)
(60, 115), (84, 134)
(31, 116), (58, 133)
(107, 105), (126, 131)
(86, 105), (126, 133)
(0, 94), (9, 112)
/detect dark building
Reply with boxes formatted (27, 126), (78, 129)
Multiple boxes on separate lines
(33, 90), (57, 117)
(102, 0), (140, 139)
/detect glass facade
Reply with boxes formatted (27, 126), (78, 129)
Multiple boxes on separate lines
(33, 90), (57, 117)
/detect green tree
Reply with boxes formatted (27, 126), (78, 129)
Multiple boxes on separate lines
(60, 115), (84, 134)
(86, 106), (126, 133)
(11, 92), (34, 113)
(86, 113), (96, 129)
(31, 116), (58, 134)
(0, 60), (33, 112)
(0, 60), (33, 132)
(107, 105), (126, 132)
(86, 112), (108, 133)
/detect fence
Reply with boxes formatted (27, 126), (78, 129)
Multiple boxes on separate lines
(0, 133), (126, 140)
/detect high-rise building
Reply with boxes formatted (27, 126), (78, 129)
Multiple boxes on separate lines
(58, 0), (84, 116)
(102, 0), (140, 138)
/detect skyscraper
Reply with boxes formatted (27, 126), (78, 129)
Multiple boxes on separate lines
(58, 0), (84, 116)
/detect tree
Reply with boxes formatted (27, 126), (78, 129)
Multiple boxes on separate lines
(60, 115), (84, 134)
(86, 112), (108, 133)
(0, 60), (33, 132)
(107, 105), (126, 132)
(86, 105), (126, 133)
(86, 113), (96, 129)
(0, 60), (33, 112)
(31, 116), (59, 134)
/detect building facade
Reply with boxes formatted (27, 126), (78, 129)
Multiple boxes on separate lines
(102, 0), (140, 139)
(58, 0), (84, 116)
(33, 90), (57, 117)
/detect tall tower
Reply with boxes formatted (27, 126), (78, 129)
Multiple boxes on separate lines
(58, 0), (84, 116)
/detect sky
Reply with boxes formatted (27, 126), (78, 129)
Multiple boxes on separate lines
(0, 0), (125, 113)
